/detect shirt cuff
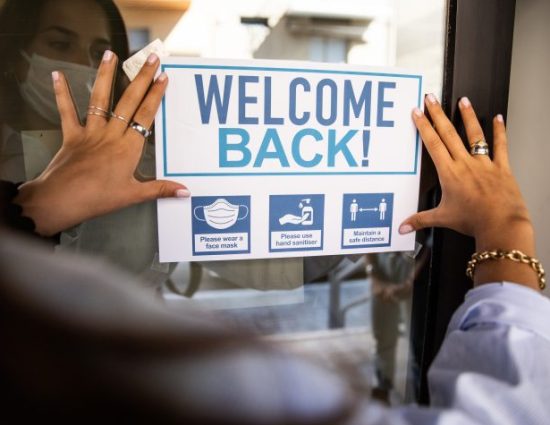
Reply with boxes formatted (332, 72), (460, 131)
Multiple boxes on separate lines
(447, 282), (550, 341)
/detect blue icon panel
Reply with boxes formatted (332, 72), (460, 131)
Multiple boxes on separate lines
(269, 194), (324, 252)
(191, 195), (251, 256)
(341, 193), (393, 249)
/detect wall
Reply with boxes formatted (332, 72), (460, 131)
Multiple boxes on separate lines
(507, 0), (550, 294)
(116, 8), (185, 47)
(394, 0), (445, 96)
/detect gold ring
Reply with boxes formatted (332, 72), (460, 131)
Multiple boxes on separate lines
(470, 139), (489, 156)
(110, 112), (130, 125)
(88, 105), (110, 114)
(87, 111), (109, 118)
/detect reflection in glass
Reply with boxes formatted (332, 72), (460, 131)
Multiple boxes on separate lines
(0, 0), (446, 404)
(0, 0), (169, 285)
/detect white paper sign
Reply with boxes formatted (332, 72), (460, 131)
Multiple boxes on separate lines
(156, 58), (423, 262)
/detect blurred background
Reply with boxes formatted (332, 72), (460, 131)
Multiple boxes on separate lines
(116, 0), (444, 95)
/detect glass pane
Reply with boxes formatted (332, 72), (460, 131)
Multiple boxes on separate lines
(159, 0), (446, 403)
(128, 28), (151, 52)
(0, 0), (445, 404)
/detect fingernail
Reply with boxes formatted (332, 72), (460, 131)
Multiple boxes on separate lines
(51, 71), (59, 83)
(399, 223), (414, 234)
(460, 96), (471, 108)
(426, 93), (438, 104)
(175, 188), (191, 198)
(102, 50), (113, 63)
(157, 72), (167, 82)
(496, 114), (504, 123)
(147, 53), (158, 65)
(412, 107), (423, 118)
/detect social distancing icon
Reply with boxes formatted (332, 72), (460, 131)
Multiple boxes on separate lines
(342, 193), (393, 249)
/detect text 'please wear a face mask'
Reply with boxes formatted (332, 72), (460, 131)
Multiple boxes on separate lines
(18, 51), (97, 126)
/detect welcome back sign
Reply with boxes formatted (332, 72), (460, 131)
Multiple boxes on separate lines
(155, 58), (423, 262)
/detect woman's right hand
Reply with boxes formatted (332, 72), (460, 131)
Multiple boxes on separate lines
(400, 95), (539, 290)
(15, 51), (189, 236)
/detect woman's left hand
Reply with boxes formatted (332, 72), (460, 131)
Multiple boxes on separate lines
(399, 95), (531, 244)
(399, 95), (539, 290)
(15, 51), (189, 236)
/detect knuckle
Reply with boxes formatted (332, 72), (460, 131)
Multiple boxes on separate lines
(417, 119), (433, 131)
(96, 67), (109, 80)
(441, 126), (456, 140)
(469, 134), (485, 145)
(156, 182), (169, 198)
(415, 214), (426, 229)
(424, 134), (442, 149)
(134, 68), (155, 84)
(137, 103), (154, 118)
(125, 92), (142, 106)
(462, 108), (476, 119)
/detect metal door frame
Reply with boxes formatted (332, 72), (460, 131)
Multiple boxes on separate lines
(410, 0), (517, 403)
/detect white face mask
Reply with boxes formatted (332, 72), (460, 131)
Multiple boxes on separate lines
(19, 51), (97, 126)
(194, 198), (249, 230)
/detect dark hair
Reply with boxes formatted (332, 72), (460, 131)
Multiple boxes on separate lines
(0, 0), (130, 126)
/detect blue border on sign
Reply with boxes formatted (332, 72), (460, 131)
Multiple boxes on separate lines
(160, 64), (423, 177)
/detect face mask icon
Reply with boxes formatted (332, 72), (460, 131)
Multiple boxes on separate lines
(193, 198), (249, 230)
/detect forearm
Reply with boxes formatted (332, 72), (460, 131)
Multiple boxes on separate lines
(426, 283), (550, 424)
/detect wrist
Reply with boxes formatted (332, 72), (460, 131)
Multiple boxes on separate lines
(475, 218), (535, 255)
(14, 179), (57, 236)
(472, 220), (540, 291)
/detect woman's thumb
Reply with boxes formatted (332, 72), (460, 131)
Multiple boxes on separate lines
(399, 209), (439, 234)
(140, 180), (190, 202)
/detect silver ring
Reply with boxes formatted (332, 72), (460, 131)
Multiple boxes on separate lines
(129, 121), (152, 139)
(470, 139), (490, 156)
(111, 112), (130, 125)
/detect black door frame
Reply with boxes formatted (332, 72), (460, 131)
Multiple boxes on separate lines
(410, 0), (517, 404)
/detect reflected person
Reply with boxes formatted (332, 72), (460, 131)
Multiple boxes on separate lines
(0, 0), (178, 285)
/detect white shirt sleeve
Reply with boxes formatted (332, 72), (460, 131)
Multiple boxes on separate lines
(386, 282), (550, 425)
(190, 282), (550, 425)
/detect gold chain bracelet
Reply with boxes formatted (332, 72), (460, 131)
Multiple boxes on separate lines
(466, 249), (546, 290)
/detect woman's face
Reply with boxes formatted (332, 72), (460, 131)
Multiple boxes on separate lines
(18, 0), (112, 75)
(10, 0), (114, 129)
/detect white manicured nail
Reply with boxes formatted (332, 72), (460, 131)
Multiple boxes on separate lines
(102, 50), (113, 62)
(399, 224), (414, 234)
(412, 107), (423, 118)
(51, 71), (59, 83)
(176, 189), (191, 198)
(496, 114), (504, 123)
(460, 97), (471, 108)
(157, 72), (167, 82)
(147, 53), (158, 64)
(426, 93), (438, 104)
